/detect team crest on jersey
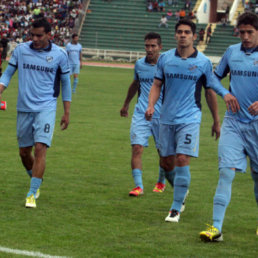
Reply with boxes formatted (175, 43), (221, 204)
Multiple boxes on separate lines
(188, 65), (197, 71)
(46, 56), (53, 62)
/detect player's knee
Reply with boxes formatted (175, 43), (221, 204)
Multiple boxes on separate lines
(34, 143), (47, 158)
(19, 147), (31, 159)
(160, 158), (173, 172)
(176, 154), (189, 166)
(132, 145), (143, 158)
(219, 168), (235, 183)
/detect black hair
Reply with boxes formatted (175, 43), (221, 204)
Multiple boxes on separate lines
(175, 19), (196, 34)
(237, 12), (258, 30)
(32, 18), (51, 33)
(72, 33), (78, 39)
(144, 32), (162, 45)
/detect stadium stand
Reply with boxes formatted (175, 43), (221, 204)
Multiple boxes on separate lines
(80, 0), (205, 53)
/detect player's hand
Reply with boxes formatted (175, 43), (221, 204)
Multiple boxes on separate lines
(60, 113), (70, 130)
(248, 101), (258, 116)
(145, 106), (154, 121)
(120, 106), (129, 117)
(223, 93), (240, 113)
(211, 121), (220, 140)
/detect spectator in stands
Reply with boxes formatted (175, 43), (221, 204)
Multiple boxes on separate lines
(158, 15), (168, 28)
(0, 34), (9, 60)
(166, 9), (173, 20)
(206, 24), (212, 43)
(179, 9), (186, 20)
(185, 0), (192, 10)
(158, 0), (165, 12)
(0, 43), (3, 77)
(175, 10), (180, 21)
(198, 28), (205, 42)
(170, 0), (178, 7)
(152, 0), (159, 12)
(147, 1), (153, 12)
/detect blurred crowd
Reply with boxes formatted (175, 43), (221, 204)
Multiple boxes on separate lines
(0, 0), (83, 58)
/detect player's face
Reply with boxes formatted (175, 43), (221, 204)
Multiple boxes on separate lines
(238, 24), (258, 49)
(30, 27), (51, 49)
(72, 36), (79, 44)
(175, 24), (196, 48)
(145, 39), (162, 64)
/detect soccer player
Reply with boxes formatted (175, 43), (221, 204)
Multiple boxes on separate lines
(200, 12), (258, 241)
(66, 33), (82, 93)
(0, 18), (71, 208)
(120, 32), (166, 196)
(145, 19), (221, 222)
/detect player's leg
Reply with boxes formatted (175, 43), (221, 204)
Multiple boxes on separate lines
(72, 73), (79, 93)
(200, 118), (246, 241)
(17, 112), (34, 177)
(152, 118), (166, 192)
(129, 115), (151, 196)
(25, 110), (56, 208)
(166, 123), (199, 222)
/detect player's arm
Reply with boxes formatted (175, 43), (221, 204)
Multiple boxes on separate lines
(60, 72), (71, 130)
(145, 78), (162, 121)
(212, 74), (240, 113)
(80, 50), (82, 69)
(205, 88), (220, 140)
(0, 64), (17, 102)
(120, 79), (139, 117)
(248, 101), (258, 116)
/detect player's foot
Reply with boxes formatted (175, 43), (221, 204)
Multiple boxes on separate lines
(200, 225), (223, 242)
(25, 194), (36, 208)
(129, 186), (143, 197)
(180, 189), (189, 213)
(153, 182), (165, 193)
(165, 209), (180, 222)
(35, 189), (40, 199)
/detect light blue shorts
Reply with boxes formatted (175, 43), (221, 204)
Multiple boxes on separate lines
(218, 117), (258, 172)
(17, 110), (56, 148)
(69, 64), (80, 75)
(159, 123), (200, 157)
(130, 114), (160, 148)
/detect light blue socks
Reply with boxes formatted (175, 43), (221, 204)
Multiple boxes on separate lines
(27, 177), (42, 198)
(132, 169), (143, 189)
(72, 78), (78, 93)
(158, 166), (166, 184)
(213, 168), (235, 232)
(171, 166), (191, 211)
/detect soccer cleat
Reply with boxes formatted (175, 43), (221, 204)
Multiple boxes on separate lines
(180, 189), (189, 213)
(129, 186), (143, 197)
(153, 182), (166, 193)
(35, 189), (40, 199)
(200, 225), (223, 242)
(25, 194), (36, 208)
(165, 209), (180, 222)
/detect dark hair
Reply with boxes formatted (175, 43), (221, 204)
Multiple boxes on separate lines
(237, 12), (258, 30)
(144, 32), (162, 45)
(32, 18), (51, 33)
(72, 33), (78, 39)
(175, 19), (196, 34)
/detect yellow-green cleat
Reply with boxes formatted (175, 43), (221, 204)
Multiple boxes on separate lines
(25, 194), (36, 208)
(35, 189), (40, 199)
(200, 225), (223, 242)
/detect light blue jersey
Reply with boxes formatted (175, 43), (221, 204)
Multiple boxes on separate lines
(214, 43), (258, 123)
(66, 42), (82, 65)
(1, 41), (70, 112)
(155, 49), (213, 125)
(134, 57), (163, 119)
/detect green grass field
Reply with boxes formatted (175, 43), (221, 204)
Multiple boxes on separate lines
(0, 64), (257, 258)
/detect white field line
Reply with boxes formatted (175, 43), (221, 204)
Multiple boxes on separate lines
(0, 246), (70, 258)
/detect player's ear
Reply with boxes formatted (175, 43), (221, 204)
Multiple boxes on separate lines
(47, 31), (51, 39)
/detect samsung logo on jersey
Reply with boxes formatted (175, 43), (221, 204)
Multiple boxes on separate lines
(165, 73), (197, 81)
(139, 78), (153, 83)
(23, 63), (54, 73)
(231, 70), (258, 77)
